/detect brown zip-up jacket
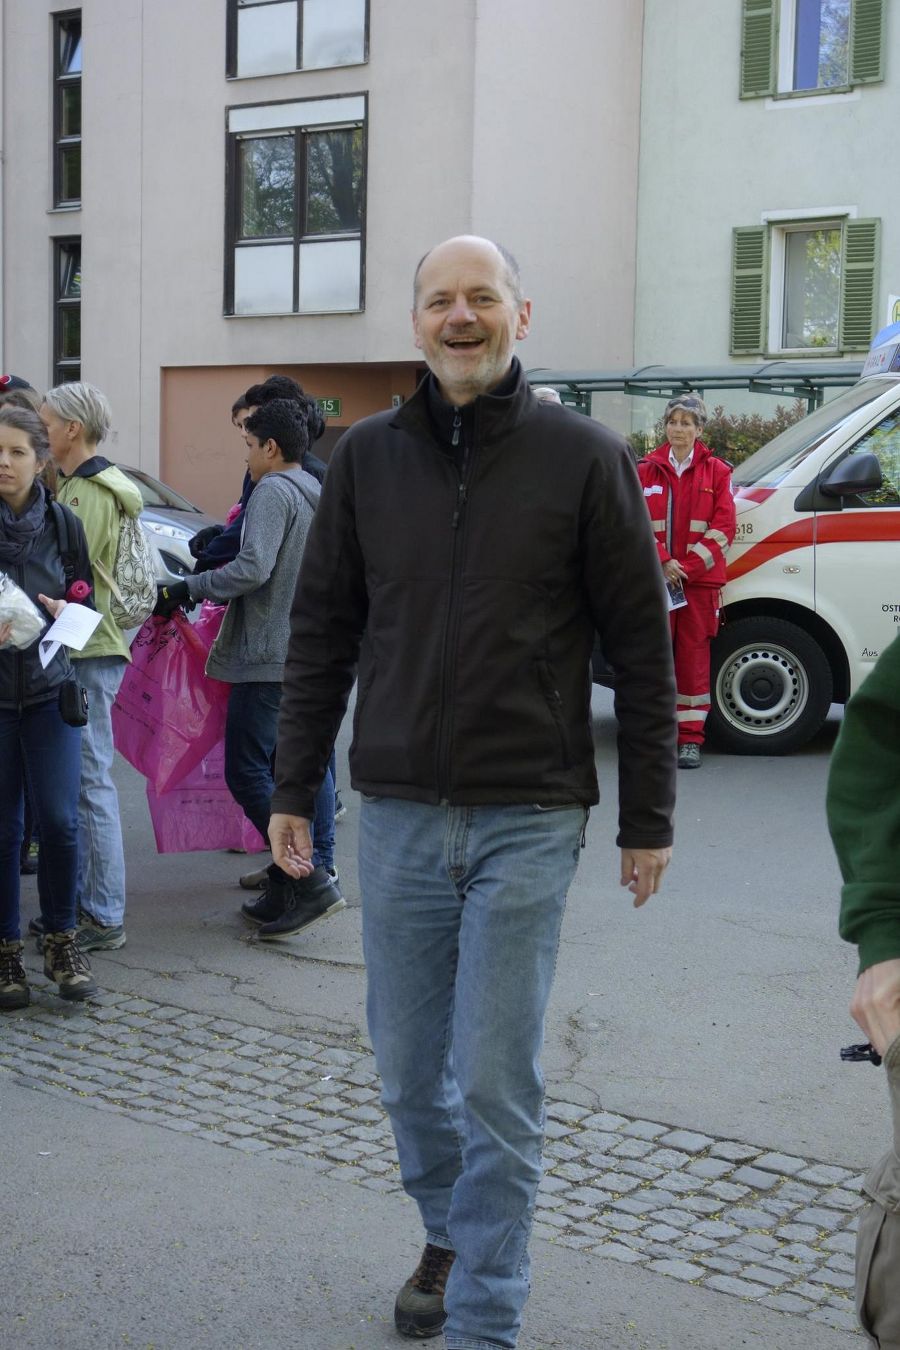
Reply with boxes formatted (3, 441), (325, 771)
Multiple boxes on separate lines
(272, 362), (676, 849)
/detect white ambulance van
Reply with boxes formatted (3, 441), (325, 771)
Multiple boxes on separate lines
(710, 333), (900, 753)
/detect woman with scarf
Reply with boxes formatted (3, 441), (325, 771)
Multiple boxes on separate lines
(0, 405), (98, 1008)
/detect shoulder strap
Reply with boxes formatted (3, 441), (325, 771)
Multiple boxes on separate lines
(51, 499), (78, 588)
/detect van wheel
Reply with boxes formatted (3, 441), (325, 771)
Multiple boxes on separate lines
(708, 617), (832, 755)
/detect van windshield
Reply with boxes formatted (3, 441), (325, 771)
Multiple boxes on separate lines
(732, 379), (897, 487)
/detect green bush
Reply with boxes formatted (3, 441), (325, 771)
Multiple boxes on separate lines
(627, 400), (807, 466)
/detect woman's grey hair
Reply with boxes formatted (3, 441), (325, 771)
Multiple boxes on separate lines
(0, 405), (51, 464)
(43, 381), (112, 445)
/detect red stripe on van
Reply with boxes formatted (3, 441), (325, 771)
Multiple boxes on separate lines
(733, 486), (777, 504)
(727, 511), (900, 582)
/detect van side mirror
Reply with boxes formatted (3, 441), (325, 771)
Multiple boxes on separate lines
(820, 452), (883, 498)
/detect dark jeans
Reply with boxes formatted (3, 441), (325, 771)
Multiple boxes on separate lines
(224, 681), (335, 871)
(0, 699), (82, 941)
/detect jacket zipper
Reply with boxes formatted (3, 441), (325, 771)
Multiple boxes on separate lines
(435, 406), (475, 801)
(13, 561), (25, 711)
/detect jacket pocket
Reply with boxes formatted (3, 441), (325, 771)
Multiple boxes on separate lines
(352, 661), (377, 740)
(536, 660), (573, 770)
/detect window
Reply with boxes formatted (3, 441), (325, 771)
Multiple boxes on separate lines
(846, 408), (900, 506)
(225, 96), (366, 315)
(53, 11), (82, 206)
(226, 0), (368, 79)
(730, 217), (880, 355)
(740, 0), (885, 98)
(54, 239), (81, 383)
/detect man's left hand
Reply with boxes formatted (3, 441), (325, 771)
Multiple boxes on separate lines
(269, 813), (316, 878)
(620, 847), (672, 908)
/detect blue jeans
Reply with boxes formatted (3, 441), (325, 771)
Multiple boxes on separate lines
(359, 798), (586, 1350)
(224, 682), (334, 870)
(76, 656), (127, 927)
(0, 699), (82, 941)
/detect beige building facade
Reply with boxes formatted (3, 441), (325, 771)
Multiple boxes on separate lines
(0, 0), (644, 515)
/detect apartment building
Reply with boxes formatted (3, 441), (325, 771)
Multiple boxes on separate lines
(635, 0), (893, 371)
(0, 0), (643, 513)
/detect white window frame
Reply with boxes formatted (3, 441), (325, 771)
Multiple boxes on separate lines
(775, 0), (853, 96)
(762, 206), (857, 354)
(225, 94), (367, 318)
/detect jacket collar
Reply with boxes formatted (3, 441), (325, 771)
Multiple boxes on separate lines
(392, 357), (534, 447)
(62, 454), (112, 479)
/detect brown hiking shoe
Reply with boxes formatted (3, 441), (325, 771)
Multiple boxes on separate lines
(43, 931), (98, 1002)
(0, 939), (30, 1010)
(394, 1243), (455, 1338)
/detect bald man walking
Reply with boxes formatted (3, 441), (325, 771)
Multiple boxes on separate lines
(269, 237), (677, 1348)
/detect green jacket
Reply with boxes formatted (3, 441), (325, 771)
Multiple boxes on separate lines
(56, 455), (145, 662)
(828, 634), (900, 974)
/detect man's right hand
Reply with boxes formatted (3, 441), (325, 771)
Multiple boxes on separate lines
(268, 813), (315, 878)
(851, 959), (900, 1056)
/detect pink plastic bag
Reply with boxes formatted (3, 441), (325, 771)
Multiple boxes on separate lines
(112, 610), (229, 794)
(146, 739), (267, 854)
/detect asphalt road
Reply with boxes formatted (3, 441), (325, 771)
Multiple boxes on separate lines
(104, 684), (879, 1168)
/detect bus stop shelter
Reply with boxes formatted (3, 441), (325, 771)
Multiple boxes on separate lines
(526, 360), (864, 416)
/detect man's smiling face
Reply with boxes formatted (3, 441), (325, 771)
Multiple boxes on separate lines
(412, 237), (531, 405)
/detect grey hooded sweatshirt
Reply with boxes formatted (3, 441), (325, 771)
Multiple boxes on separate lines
(186, 466), (320, 683)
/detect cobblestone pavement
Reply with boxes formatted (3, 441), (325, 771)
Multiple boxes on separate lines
(2, 979), (863, 1339)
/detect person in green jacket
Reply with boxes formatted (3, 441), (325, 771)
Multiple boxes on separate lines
(39, 382), (142, 953)
(828, 632), (900, 1348)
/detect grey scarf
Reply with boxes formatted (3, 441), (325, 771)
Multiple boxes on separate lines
(0, 482), (47, 564)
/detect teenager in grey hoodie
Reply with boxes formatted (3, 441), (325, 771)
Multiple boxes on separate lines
(156, 398), (344, 940)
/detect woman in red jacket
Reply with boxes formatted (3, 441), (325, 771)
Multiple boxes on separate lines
(638, 396), (736, 769)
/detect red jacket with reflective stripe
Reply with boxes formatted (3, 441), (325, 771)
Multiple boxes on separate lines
(637, 441), (736, 588)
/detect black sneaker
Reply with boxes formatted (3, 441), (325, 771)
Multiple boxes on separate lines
(0, 939), (30, 1011)
(28, 915), (45, 939)
(241, 869), (290, 925)
(394, 1244), (455, 1339)
(43, 931), (98, 1002)
(257, 866), (346, 941)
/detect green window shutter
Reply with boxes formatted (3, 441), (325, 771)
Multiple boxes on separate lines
(740, 0), (776, 98)
(840, 219), (880, 350)
(850, 0), (885, 84)
(731, 227), (768, 355)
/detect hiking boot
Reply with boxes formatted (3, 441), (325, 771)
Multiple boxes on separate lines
(239, 864), (270, 890)
(257, 866), (346, 941)
(394, 1244), (455, 1339)
(677, 743), (702, 769)
(43, 931), (98, 1002)
(75, 915), (126, 952)
(0, 939), (30, 1011)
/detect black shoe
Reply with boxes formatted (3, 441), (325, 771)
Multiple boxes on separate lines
(256, 866), (346, 941)
(394, 1244), (455, 1339)
(241, 869), (290, 925)
(28, 915), (45, 939)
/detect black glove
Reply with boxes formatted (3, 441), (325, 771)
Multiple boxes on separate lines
(188, 524), (224, 559)
(154, 580), (191, 617)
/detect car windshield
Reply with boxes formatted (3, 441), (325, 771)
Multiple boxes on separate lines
(732, 379), (898, 488)
(122, 467), (200, 512)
